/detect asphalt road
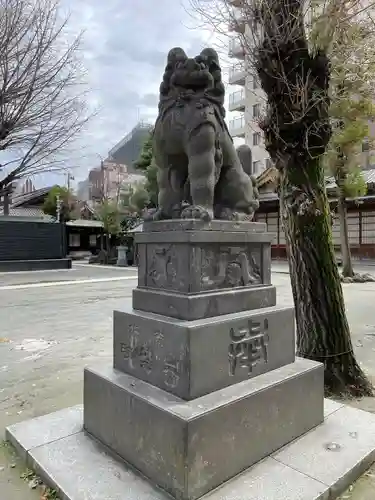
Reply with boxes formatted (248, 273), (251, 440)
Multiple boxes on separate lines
(0, 262), (375, 499)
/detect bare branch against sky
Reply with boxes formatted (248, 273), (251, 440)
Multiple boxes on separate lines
(188, 0), (375, 148)
(0, 0), (92, 193)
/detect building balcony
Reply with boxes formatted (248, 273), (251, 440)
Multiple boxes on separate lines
(228, 37), (246, 59)
(228, 89), (246, 112)
(229, 115), (246, 138)
(228, 8), (246, 33)
(228, 62), (246, 85)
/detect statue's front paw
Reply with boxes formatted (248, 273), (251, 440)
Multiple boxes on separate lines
(144, 209), (164, 222)
(217, 207), (254, 221)
(181, 205), (213, 221)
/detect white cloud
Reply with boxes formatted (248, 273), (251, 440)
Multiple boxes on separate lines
(25, 0), (236, 187)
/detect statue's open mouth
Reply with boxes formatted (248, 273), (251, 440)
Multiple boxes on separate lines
(170, 59), (214, 91)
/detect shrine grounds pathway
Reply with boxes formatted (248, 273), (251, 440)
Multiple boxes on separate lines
(0, 262), (375, 499)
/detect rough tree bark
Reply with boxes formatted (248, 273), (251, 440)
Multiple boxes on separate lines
(256, 0), (372, 397)
(2, 190), (10, 215)
(280, 164), (371, 396)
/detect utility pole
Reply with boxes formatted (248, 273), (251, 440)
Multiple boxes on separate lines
(56, 194), (61, 222)
(67, 172), (75, 191)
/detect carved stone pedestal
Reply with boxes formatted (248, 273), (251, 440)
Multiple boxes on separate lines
(82, 220), (324, 500)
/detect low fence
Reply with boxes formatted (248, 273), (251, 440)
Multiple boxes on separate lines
(0, 217), (66, 261)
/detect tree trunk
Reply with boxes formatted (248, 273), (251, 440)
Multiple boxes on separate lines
(3, 191), (10, 215)
(279, 160), (372, 398)
(337, 195), (354, 277)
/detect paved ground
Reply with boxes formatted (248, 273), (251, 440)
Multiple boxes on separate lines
(0, 262), (375, 499)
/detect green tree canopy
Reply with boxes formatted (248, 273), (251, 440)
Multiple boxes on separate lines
(96, 200), (122, 236)
(324, 19), (375, 276)
(133, 130), (158, 207)
(133, 131), (153, 172)
(42, 185), (76, 222)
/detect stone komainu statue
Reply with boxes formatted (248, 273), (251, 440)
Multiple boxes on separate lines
(148, 47), (259, 221)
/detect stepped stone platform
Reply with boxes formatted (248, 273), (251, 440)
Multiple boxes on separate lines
(6, 400), (375, 500)
(6, 220), (375, 500)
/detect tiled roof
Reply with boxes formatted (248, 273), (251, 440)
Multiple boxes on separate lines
(0, 207), (54, 220)
(325, 168), (375, 190)
(66, 219), (103, 228)
(11, 186), (53, 207)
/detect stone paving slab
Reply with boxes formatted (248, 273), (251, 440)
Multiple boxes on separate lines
(5, 400), (375, 500)
(6, 405), (83, 461)
(0, 263), (137, 287)
(273, 405), (375, 499)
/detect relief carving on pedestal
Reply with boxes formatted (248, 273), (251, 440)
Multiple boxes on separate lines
(147, 244), (184, 291)
(201, 246), (261, 290)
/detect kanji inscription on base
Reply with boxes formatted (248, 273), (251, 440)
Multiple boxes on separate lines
(228, 319), (269, 376)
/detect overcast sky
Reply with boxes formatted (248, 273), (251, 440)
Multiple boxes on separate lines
(51, 0), (223, 185)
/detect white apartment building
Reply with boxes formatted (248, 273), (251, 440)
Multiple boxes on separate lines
(227, 0), (271, 175)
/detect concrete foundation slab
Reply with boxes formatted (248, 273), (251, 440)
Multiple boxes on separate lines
(6, 400), (375, 500)
(83, 359), (323, 499)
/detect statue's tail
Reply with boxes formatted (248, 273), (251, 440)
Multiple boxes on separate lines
(250, 174), (260, 213)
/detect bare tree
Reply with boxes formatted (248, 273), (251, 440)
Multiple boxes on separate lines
(190, 0), (374, 397)
(0, 0), (90, 211)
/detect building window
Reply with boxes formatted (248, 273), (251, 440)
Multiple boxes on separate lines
(252, 103), (261, 119)
(253, 132), (261, 146)
(89, 234), (97, 247)
(69, 233), (81, 248)
(253, 160), (262, 174)
(253, 75), (259, 90)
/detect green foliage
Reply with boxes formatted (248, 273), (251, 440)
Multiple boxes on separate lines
(42, 185), (76, 222)
(343, 166), (367, 198)
(133, 131), (153, 172)
(121, 184), (149, 215)
(118, 183), (150, 235)
(97, 200), (122, 235)
(130, 185), (150, 212)
(121, 214), (140, 234)
(133, 130), (158, 207)
(324, 20), (375, 199)
(145, 161), (158, 207)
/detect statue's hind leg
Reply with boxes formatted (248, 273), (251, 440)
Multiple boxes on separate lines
(182, 125), (217, 221)
(214, 135), (259, 220)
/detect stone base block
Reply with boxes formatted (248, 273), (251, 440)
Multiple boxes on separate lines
(142, 219), (268, 233)
(0, 258), (72, 272)
(113, 305), (295, 399)
(6, 400), (375, 500)
(133, 285), (276, 320)
(83, 359), (323, 499)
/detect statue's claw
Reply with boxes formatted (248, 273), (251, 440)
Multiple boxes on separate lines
(181, 205), (213, 221)
(217, 207), (255, 221)
(144, 209), (164, 222)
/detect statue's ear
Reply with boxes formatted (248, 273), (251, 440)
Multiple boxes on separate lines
(167, 47), (188, 65)
(200, 47), (219, 64)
